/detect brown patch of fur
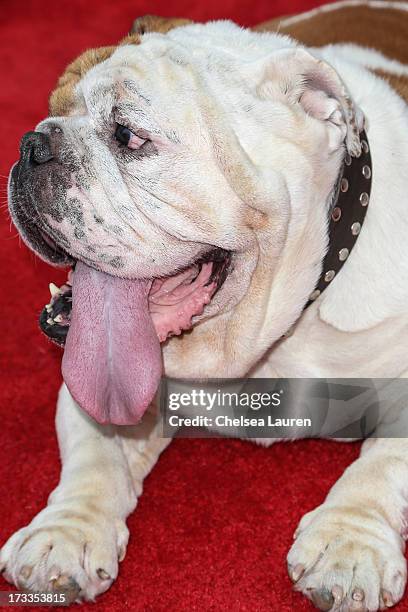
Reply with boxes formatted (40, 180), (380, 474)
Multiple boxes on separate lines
(373, 69), (408, 104)
(256, 6), (408, 65)
(49, 46), (118, 116)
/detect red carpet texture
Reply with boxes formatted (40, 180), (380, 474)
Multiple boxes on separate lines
(0, 1), (401, 611)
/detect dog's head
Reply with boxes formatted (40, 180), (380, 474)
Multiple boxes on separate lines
(8, 18), (363, 424)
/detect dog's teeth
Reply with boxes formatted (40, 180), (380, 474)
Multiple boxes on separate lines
(47, 317), (55, 326)
(45, 304), (52, 312)
(49, 282), (60, 297)
(54, 314), (63, 323)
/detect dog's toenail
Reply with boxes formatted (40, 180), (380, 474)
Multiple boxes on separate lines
(352, 588), (365, 601)
(19, 565), (32, 580)
(52, 574), (72, 588)
(290, 563), (305, 582)
(310, 588), (334, 611)
(381, 589), (394, 607)
(97, 568), (111, 580)
(50, 576), (81, 604)
(332, 585), (343, 604)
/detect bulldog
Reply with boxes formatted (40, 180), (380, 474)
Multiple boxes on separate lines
(3, 1), (408, 609)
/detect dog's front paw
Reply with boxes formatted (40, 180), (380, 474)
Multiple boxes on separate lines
(0, 503), (129, 602)
(287, 504), (406, 611)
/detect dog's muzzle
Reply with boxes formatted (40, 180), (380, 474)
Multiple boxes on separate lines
(8, 130), (72, 266)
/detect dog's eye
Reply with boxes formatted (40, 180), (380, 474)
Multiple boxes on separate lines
(114, 123), (148, 150)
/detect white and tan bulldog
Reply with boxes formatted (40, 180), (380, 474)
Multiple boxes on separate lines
(4, 1), (408, 609)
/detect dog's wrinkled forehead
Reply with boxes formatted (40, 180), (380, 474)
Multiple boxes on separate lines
(78, 40), (187, 105)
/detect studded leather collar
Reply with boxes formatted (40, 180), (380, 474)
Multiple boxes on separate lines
(304, 129), (372, 309)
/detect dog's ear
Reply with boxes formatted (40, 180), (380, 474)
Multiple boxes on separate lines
(254, 47), (364, 156)
(130, 14), (193, 36)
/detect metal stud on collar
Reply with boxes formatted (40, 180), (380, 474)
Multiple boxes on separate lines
(339, 248), (349, 261)
(340, 178), (349, 192)
(332, 207), (341, 222)
(360, 192), (369, 206)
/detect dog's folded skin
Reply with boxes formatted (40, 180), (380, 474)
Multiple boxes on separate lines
(4, 4), (408, 610)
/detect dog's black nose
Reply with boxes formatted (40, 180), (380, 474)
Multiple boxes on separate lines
(20, 131), (54, 165)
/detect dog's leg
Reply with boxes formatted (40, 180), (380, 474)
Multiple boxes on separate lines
(287, 438), (408, 610)
(0, 383), (170, 602)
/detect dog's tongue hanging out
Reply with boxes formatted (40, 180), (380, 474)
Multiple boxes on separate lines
(57, 256), (221, 425)
(62, 261), (162, 425)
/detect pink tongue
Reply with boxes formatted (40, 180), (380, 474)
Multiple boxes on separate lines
(62, 261), (162, 425)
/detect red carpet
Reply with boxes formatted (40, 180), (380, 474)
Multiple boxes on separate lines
(0, 1), (402, 610)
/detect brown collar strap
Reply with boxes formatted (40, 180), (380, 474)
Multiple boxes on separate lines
(304, 129), (372, 309)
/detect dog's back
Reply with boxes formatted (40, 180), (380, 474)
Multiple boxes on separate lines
(258, 1), (408, 102)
